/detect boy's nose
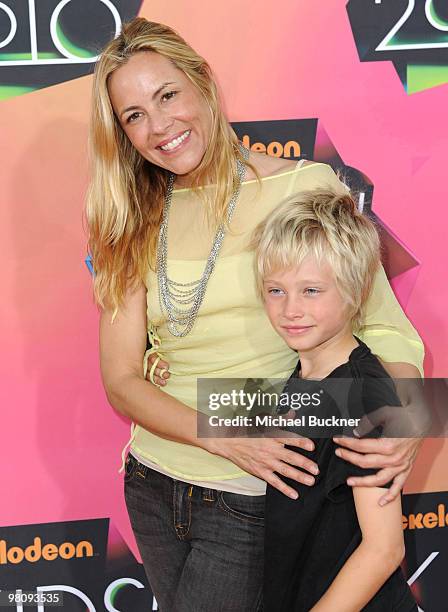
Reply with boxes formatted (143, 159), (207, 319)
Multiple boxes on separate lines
(283, 297), (304, 320)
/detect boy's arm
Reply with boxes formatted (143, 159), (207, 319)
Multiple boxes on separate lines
(310, 487), (405, 612)
(334, 359), (425, 505)
(336, 266), (424, 502)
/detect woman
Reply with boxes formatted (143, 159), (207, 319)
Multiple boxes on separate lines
(86, 18), (423, 612)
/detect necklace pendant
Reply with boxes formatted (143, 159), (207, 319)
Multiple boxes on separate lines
(157, 145), (249, 338)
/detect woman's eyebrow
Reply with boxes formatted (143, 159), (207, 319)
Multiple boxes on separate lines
(120, 82), (176, 118)
(151, 81), (175, 100)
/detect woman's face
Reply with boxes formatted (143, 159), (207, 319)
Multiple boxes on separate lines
(108, 51), (212, 185)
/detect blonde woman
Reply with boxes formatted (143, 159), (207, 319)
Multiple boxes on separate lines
(86, 18), (423, 612)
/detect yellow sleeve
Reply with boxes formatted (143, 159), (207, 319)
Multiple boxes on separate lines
(358, 265), (424, 376)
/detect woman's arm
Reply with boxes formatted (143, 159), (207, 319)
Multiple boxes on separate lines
(359, 265), (424, 376)
(310, 487), (405, 612)
(100, 282), (318, 498)
(100, 282), (200, 446)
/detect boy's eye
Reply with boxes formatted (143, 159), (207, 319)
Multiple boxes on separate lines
(304, 288), (320, 296)
(267, 288), (284, 295)
(161, 90), (177, 102)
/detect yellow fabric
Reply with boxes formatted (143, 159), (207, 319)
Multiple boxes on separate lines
(130, 163), (424, 480)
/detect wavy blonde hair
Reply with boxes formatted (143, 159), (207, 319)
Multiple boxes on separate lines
(252, 189), (380, 331)
(85, 18), (256, 317)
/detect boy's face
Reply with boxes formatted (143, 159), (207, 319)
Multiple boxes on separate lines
(262, 256), (352, 353)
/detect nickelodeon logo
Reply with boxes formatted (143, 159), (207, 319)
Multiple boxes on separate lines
(0, 537), (93, 564)
(241, 135), (301, 158)
(402, 504), (448, 530)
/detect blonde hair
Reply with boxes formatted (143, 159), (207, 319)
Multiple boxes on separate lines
(252, 189), (380, 330)
(85, 18), (257, 316)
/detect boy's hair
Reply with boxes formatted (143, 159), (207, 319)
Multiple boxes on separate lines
(252, 188), (381, 331)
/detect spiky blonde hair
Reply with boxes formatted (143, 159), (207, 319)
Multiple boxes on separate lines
(252, 189), (380, 331)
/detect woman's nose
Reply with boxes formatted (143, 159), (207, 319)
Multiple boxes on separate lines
(150, 109), (174, 135)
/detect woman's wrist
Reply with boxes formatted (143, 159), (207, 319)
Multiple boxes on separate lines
(199, 437), (228, 458)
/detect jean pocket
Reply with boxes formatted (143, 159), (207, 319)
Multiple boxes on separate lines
(218, 491), (265, 525)
(123, 454), (137, 483)
(124, 454), (149, 484)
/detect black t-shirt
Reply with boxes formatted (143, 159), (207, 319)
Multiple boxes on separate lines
(264, 339), (417, 612)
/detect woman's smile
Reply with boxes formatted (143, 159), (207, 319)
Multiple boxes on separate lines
(157, 129), (192, 153)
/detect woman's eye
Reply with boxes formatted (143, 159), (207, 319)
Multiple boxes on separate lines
(126, 111), (141, 124)
(161, 90), (177, 102)
(304, 288), (320, 296)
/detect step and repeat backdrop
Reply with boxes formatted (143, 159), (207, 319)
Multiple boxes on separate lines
(1, 1), (447, 610)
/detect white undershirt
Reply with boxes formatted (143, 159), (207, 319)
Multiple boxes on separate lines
(131, 449), (267, 496)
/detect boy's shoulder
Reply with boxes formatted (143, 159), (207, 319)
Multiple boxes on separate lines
(339, 338), (392, 381)
(326, 338), (402, 418)
(287, 339), (391, 385)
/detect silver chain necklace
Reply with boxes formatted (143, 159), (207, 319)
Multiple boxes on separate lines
(157, 145), (249, 337)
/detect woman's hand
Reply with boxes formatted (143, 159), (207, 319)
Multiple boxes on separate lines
(146, 353), (170, 386)
(204, 435), (319, 499)
(333, 436), (422, 506)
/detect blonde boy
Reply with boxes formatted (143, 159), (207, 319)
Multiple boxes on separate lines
(253, 189), (417, 611)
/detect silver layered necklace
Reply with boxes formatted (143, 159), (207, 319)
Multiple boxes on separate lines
(157, 145), (249, 337)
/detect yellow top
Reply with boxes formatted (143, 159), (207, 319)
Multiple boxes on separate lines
(130, 163), (424, 480)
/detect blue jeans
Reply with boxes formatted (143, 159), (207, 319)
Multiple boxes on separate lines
(124, 453), (265, 612)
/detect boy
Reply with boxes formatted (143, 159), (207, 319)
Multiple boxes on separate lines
(252, 189), (417, 611)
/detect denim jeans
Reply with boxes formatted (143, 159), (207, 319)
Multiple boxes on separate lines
(124, 453), (265, 612)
